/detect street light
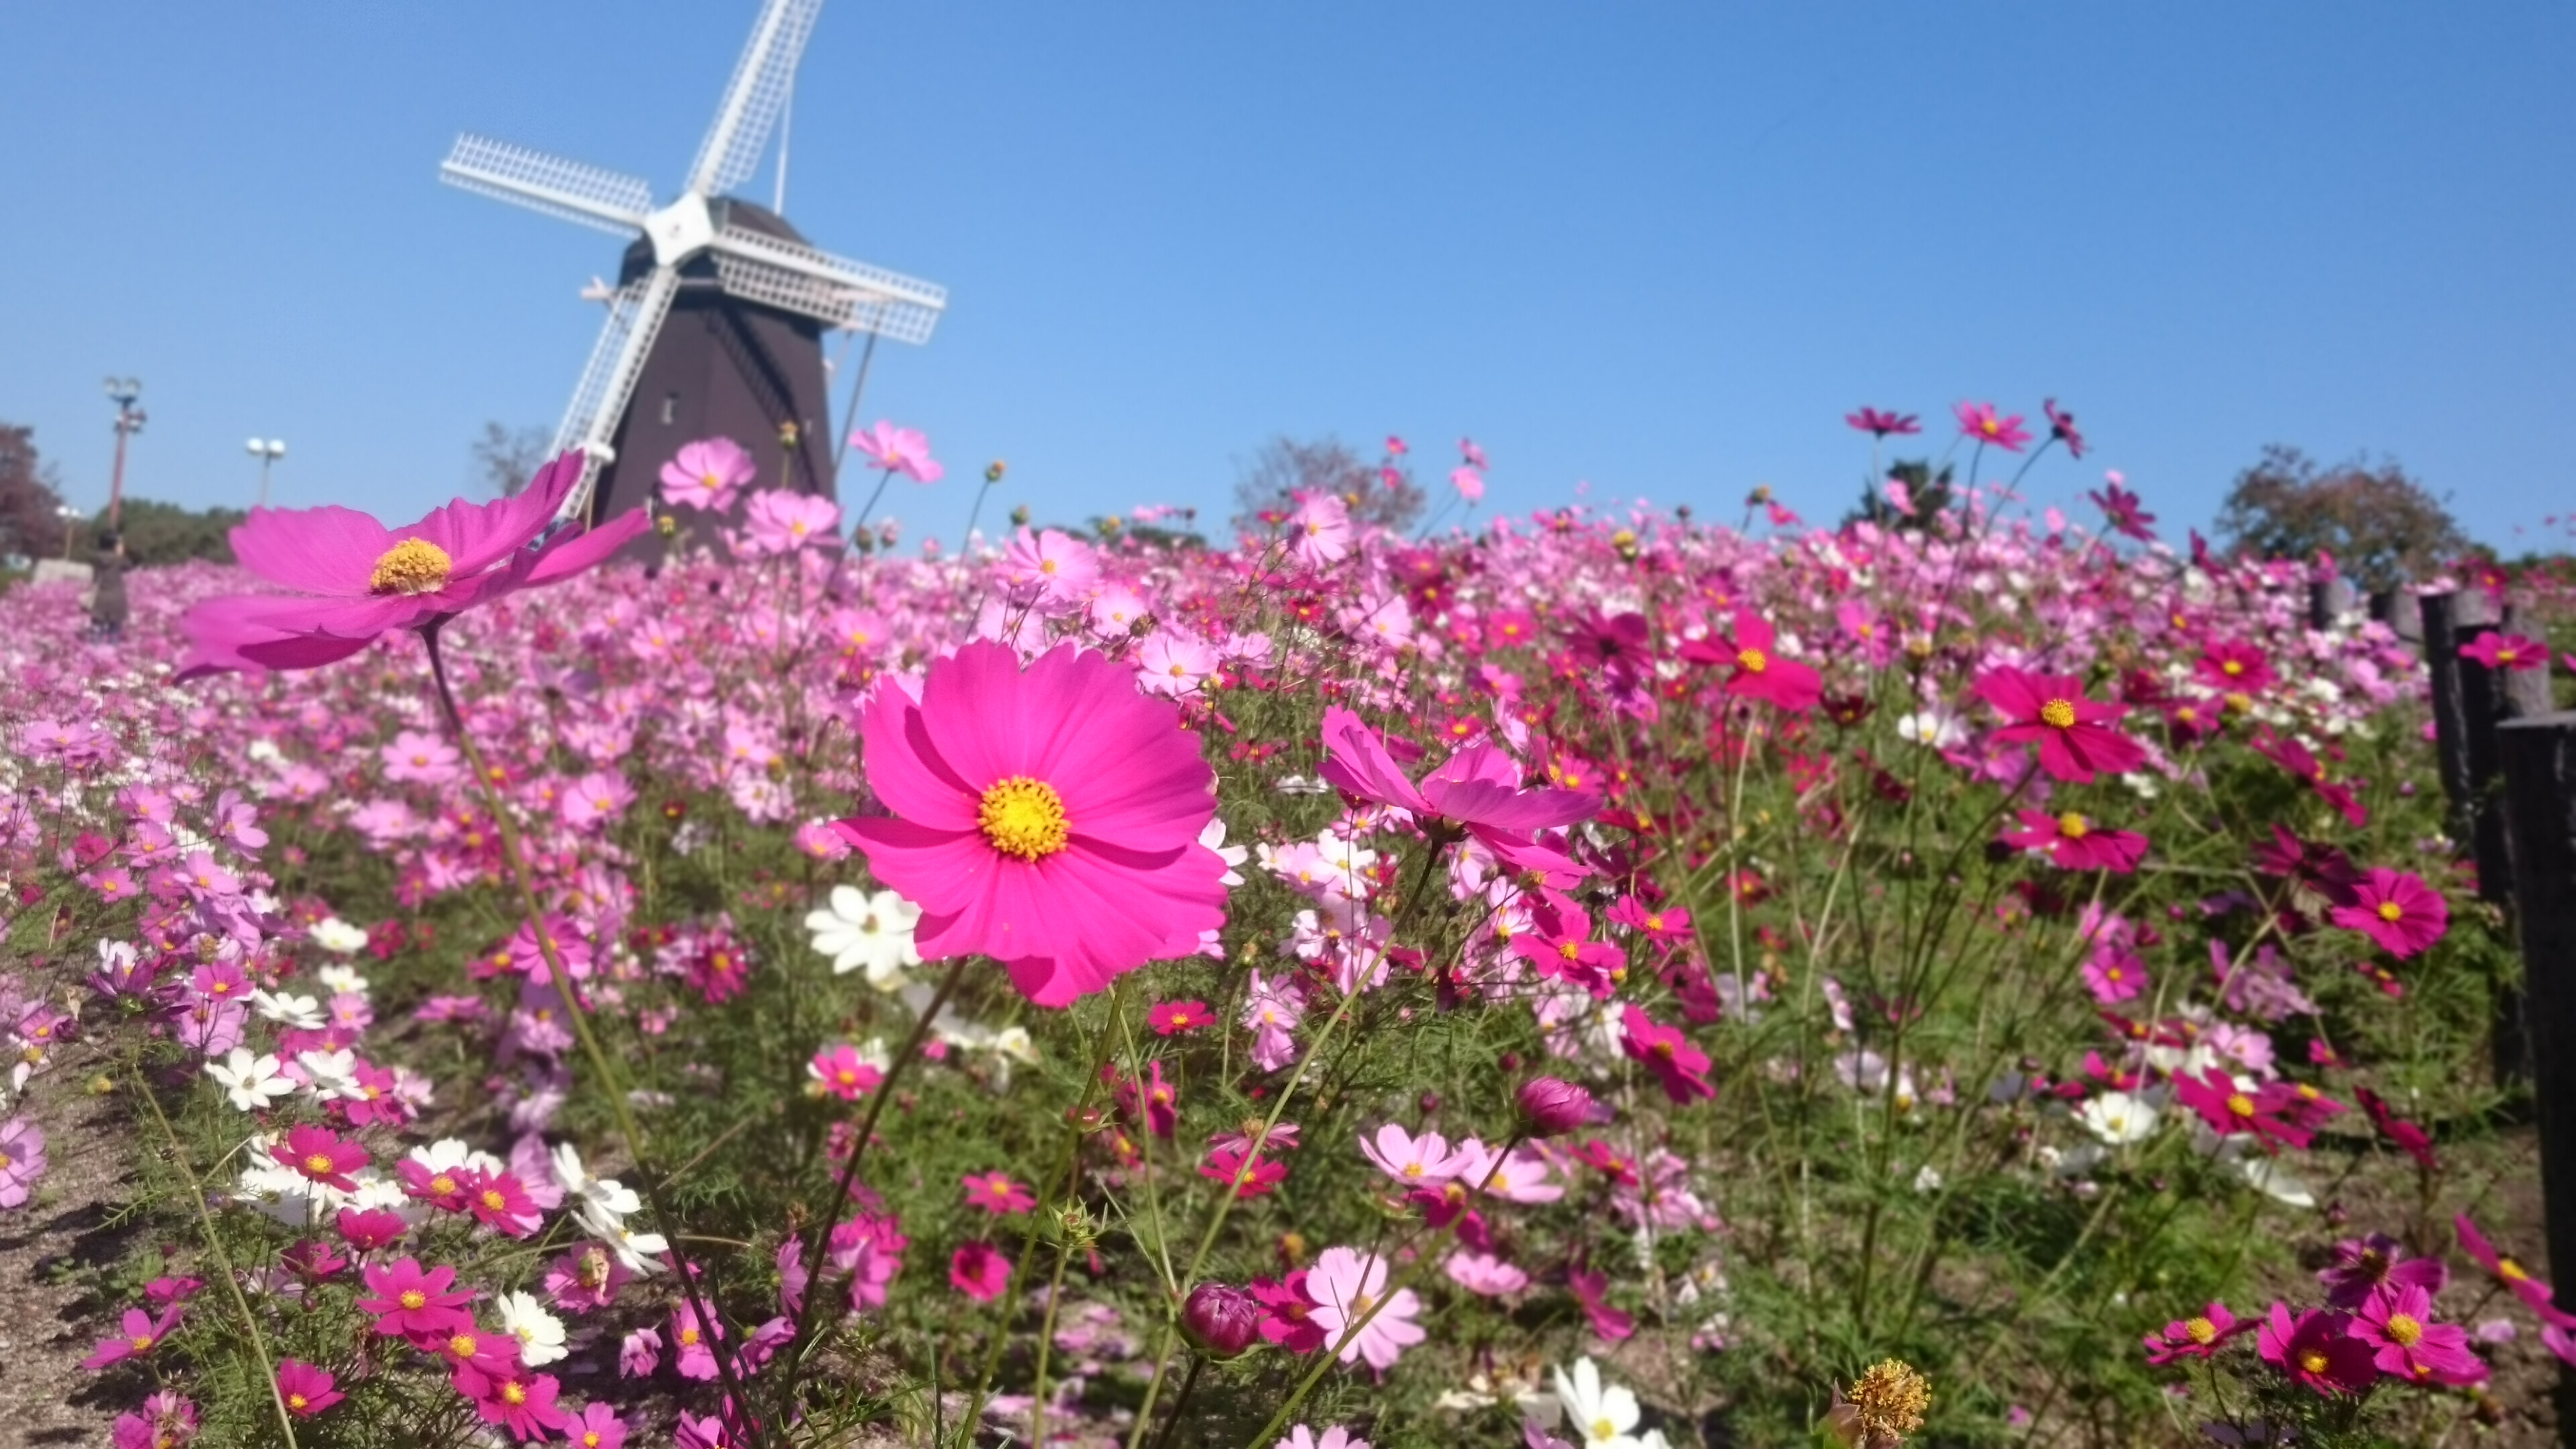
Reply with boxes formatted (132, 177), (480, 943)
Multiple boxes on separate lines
(56, 503), (81, 560)
(102, 376), (146, 530)
(246, 438), (287, 507)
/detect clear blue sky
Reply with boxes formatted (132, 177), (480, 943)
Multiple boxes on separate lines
(5, 3), (2571, 553)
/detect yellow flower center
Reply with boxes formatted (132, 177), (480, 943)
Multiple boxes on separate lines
(368, 538), (454, 596)
(1558, 940), (1582, 961)
(1737, 647), (1768, 673)
(2184, 1316), (2216, 1344)
(2385, 1313), (2422, 1346)
(503, 1381), (528, 1406)
(400, 1289), (427, 1309)
(680, 1328), (701, 1347)
(586, 1436), (602, 1448)
(449, 1334), (478, 1357)
(2502, 1258), (2529, 1281)
(2377, 900), (2404, 922)
(429, 1174), (458, 1196)
(303, 1152), (336, 1175)
(130, 1334), (154, 1350)
(288, 1393), (308, 1411)
(2057, 812), (2090, 839)
(700, 471), (722, 492)
(1593, 1418), (1619, 1442)
(2299, 1349), (2328, 1374)
(2222, 659), (2243, 676)
(2225, 1093), (2256, 1118)
(2223, 691), (2253, 714)
(979, 776), (1070, 861)
(2039, 698), (2078, 729)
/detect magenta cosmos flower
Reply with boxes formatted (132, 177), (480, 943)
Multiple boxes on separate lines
(273, 1124), (368, 1191)
(1318, 708), (1599, 861)
(2258, 1303), (2377, 1396)
(659, 436), (757, 512)
(276, 1359), (344, 1419)
(833, 641), (1228, 1006)
(1953, 401), (2033, 451)
(2088, 475), (2157, 541)
(2461, 631), (2546, 672)
(1844, 407), (1921, 438)
(1682, 610), (1821, 713)
(178, 451), (647, 678)
(2328, 867), (2447, 959)
(2353, 1283), (2485, 1385)
(2142, 1301), (2254, 1364)
(1974, 667), (2147, 783)
(1999, 809), (2147, 873)
(1620, 1005), (1715, 1104)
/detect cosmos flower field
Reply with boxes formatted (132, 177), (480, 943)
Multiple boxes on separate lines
(1, 409), (2567, 1448)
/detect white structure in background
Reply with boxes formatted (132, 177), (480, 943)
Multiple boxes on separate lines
(246, 438), (287, 508)
(437, 0), (947, 521)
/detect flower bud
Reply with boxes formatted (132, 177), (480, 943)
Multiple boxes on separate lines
(1181, 1281), (1262, 1357)
(1516, 1076), (1595, 1137)
(1010, 504), (1031, 527)
(985, 460), (1008, 484)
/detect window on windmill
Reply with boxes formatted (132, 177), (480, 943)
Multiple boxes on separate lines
(660, 393), (679, 425)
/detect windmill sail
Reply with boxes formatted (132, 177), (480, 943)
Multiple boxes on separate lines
(687, 0), (824, 198)
(439, 135), (652, 235)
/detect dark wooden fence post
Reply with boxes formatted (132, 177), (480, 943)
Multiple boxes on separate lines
(2307, 578), (2356, 631)
(2423, 591), (2532, 1082)
(2494, 713), (2576, 1434)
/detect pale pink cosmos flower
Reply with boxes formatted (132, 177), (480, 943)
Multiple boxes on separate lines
(742, 490), (841, 555)
(659, 437), (757, 512)
(1304, 1244), (1424, 1371)
(1444, 1250), (1529, 1297)
(1358, 1123), (1469, 1188)
(1456, 1138), (1564, 1203)
(561, 771), (636, 831)
(847, 421), (944, 484)
(382, 730), (462, 785)
(999, 527), (1101, 612)
(1450, 467), (1485, 502)
(1288, 494), (1354, 569)
(1136, 631), (1220, 698)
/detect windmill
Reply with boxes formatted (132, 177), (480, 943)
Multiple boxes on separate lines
(439, 0), (945, 527)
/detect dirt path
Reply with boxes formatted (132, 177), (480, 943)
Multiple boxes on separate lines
(0, 1086), (147, 1445)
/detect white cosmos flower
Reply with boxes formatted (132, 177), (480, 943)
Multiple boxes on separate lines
(296, 1049), (362, 1102)
(496, 1290), (568, 1365)
(316, 962), (370, 996)
(804, 885), (922, 989)
(1201, 816), (1248, 887)
(205, 1048), (294, 1112)
(1548, 1356), (1645, 1449)
(311, 918), (370, 955)
(250, 989), (325, 1030)
(2076, 1091), (2160, 1145)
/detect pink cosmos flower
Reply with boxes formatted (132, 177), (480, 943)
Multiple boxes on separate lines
(460, 1167), (542, 1237)
(544, 1244), (633, 1313)
(950, 1240), (1012, 1301)
(741, 489), (841, 555)
(1457, 1139), (1564, 1204)
(572, 1403), (631, 1449)
(1621, 1005), (1715, 1104)
(1136, 630), (1221, 698)
(1845, 407), (1921, 437)
(808, 1043), (883, 1102)
(1201, 1147), (1290, 1198)
(2258, 1303), (2377, 1395)
(2043, 398), (2087, 458)
(1279, 1426), (1370, 1449)
(1974, 667), (2147, 783)
(660, 436), (757, 512)
(2461, 631), (2546, 672)
(833, 641), (1228, 1007)
(276, 1360), (343, 1418)
(0, 1116), (46, 1207)
(358, 1257), (478, 1342)
(1999, 809), (2148, 873)
(1445, 1250), (1529, 1296)
(1305, 1245), (1424, 1371)
(2171, 1068), (2312, 1151)
(2082, 950), (2149, 1005)
(1953, 401), (2033, 451)
(2328, 868), (2447, 959)
(2456, 1215), (2576, 1327)
(2318, 1233), (2447, 1309)
(83, 1305), (184, 1369)
(273, 1124), (368, 1191)
(462, 1363), (574, 1440)
(669, 1303), (724, 1381)
(1251, 1273), (1326, 1352)
(383, 729), (463, 784)
(178, 451), (648, 678)
(561, 771), (636, 830)
(847, 421), (945, 483)
(1569, 1267), (1635, 1341)
(1318, 708), (1598, 860)
(2353, 1283), (2485, 1384)
(1449, 467), (1485, 502)
(2143, 1302), (2254, 1364)
(963, 1171), (1036, 1214)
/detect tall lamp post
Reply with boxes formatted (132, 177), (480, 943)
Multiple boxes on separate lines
(246, 438), (287, 506)
(103, 377), (146, 530)
(56, 504), (81, 560)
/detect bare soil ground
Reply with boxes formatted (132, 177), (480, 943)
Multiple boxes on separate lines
(0, 1084), (154, 1445)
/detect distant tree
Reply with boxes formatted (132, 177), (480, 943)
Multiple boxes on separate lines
(1230, 435), (1425, 535)
(1843, 459), (1957, 533)
(101, 498), (246, 567)
(472, 421), (553, 498)
(2215, 445), (2468, 591)
(0, 423), (68, 561)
